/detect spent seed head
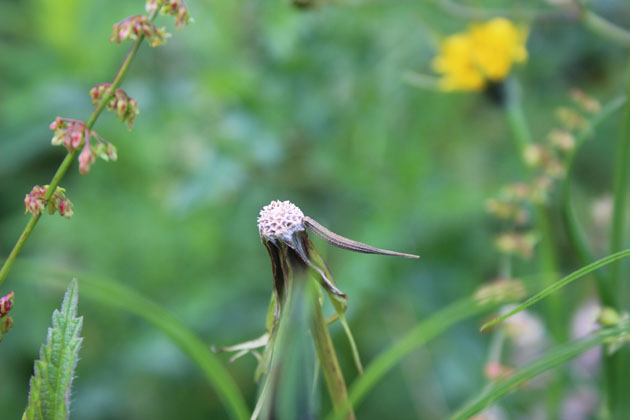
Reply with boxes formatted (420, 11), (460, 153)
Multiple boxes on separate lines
(257, 200), (305, 242)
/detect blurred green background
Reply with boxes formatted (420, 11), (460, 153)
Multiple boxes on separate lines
(1, 0), (629, 418)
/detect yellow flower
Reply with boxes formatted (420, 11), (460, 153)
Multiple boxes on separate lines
(432, 18), (529, 92)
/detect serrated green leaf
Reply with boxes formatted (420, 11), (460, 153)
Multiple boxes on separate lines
(23, 278), (83, 420)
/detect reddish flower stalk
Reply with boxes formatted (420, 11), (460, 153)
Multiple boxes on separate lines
(90, 84), (139, 129)
(0, 7), (166, 289)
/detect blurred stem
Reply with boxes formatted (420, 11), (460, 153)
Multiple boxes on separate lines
(428, 0), (543, 20)
(607, 60), (630, 420)
(505, 79), (563, 339)
(431, 0), (630, 48)
(610, 65), (630, 313)
(579, 8), (630, 48)
(310, 280), (355, 420)
(561, 95), (627, 304)
(0, 10), (158, 289)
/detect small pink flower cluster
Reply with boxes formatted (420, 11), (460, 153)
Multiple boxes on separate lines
(78, 135), (118, 175)
(0, 291), (14, 317)
(146, 0), (191, 30)
(50, 117), (89, 153)
(0, 291), (15, 342)
(49, 117), (117, 174)
(110, 15), (170, 47)
(90, 84), (139, 129)
(24, 185), (74, 218)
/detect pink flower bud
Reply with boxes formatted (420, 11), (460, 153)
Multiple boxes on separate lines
(58, 199), (74, 219)
(24, 185), (47, 215)
(79, 145), (96, 175)
(0, 291), (14, 317)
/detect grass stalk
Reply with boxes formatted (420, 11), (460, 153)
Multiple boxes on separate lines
(505, 79), (564, 340)
(606, 61), (630, 420)
(561, 95), (627, 304)
(310, 280), (355, 420)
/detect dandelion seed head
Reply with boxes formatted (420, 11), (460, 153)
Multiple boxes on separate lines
(257, 200), (305, 241)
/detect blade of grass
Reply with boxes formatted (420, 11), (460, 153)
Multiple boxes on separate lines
(561, 95), (627, 303)
(17, 263), (250, 420)
(449, 324), (630, 420)
(327, 284), (526, 420)
(481, 249), (630, 331)
(607, 63), (630, 420)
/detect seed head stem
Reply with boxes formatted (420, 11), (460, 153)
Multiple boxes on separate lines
(309, 280), (356, 420)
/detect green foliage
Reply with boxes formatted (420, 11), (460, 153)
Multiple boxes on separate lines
(481, 250), (630, 331)
(2, 0), (630, 418)
(23, 279), (83, 420)
(331, 281), (526, 420)
(23, 263), (250, 420)
(450, 324), (630, 420)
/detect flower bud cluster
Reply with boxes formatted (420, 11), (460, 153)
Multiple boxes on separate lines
(90, 84), (139, 129)
(79, 133), (117, 175)
(570, 89), (601, 114)
(0, 291), (14, 317)
(487, 89), (603, 259)
(50, 117), (89, 153)
(110, 15), (170, 47)
(24, 185), (74, 219)
(49, 117), (116, 175)
(0, 291), (15, 342)
(495, 232), (538, 259)
(555, 107), (588, 131)
(474, 279), (526, 306)
(146, 0), (191, 30)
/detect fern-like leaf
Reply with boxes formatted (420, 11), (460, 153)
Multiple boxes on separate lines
(23, 278), (83, 420)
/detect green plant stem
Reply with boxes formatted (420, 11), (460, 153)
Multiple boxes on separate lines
(561, 95), (627, 304)
(505, 80), (564, 339)
(310, 281), (355, 420)
(0, 11), (158, 289)
(505, 81), (566, 418)
(607, 61), (630, 420)
(580, 9), (630, 49)
(431, 0), (630, 49)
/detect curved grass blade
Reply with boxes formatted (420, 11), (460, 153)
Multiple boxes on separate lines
(19, 264), (250, 420)
(327, 280), (526, 420)
(481, 250), (630, 332)
(449, 324), (630, 420)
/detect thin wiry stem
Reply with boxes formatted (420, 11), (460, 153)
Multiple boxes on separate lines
(0, 10), (159, 289)
(504, 79), (564, 340)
